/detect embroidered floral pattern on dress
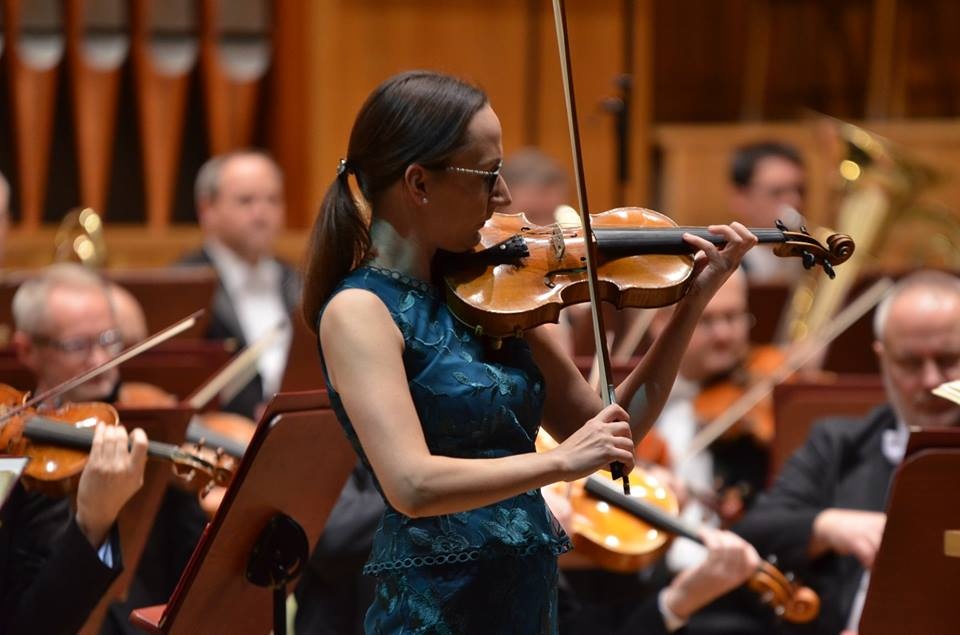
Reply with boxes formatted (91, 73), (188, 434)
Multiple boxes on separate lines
(318, 265), (569, 632)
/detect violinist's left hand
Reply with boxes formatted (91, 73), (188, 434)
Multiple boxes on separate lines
(681, 222), (757, 302)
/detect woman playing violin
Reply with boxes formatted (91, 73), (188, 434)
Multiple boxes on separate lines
(303, 70), (756, 633)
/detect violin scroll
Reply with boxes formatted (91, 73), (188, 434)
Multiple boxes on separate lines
(748, 557), (821, 623)
(772, 224), (855, 280)
(170, 440), (235, 497)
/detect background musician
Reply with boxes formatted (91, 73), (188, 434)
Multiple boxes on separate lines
(5, 262), (148, 633)
(7, 262), (205, 635)
(734, 270), (960, 634)
(178, 150), (302, 419)
(729, 142), (807, 283)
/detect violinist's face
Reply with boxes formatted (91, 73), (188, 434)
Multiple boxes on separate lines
(17, 286), (120, 402)
(423, 105), (512, 252)
(875, 288), (960, 429)
(680, 269), (751, 382)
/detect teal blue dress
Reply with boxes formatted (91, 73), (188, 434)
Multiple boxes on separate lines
(319, 265), (571, 634)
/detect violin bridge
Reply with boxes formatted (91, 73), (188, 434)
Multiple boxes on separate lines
(550, 224), (566, 262)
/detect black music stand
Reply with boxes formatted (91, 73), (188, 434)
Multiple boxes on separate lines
(129, 390), (355, 634)
(859, 428), (960, 634)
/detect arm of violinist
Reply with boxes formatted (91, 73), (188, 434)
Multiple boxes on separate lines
(320, 289), (635, 518)
(530, 223), (757, 442)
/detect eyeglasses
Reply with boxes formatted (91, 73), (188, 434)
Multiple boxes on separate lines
(445, 159), (503, 192)
(33, 329), (123, 358)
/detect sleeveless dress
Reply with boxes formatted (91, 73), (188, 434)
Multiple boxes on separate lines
(319, 265), (571, 634)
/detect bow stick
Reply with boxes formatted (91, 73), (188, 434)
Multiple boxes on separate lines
(552, 0), (629, 494)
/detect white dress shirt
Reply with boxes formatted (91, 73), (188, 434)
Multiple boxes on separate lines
(205, 240), (292, 399)
(647, 375), (721, 573)
(845, 418), (910, 631)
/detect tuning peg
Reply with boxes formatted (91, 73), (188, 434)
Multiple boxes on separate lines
(821, 260), (836, 279)
(800, 225), (809, 235)
(775, 219), (787, 231)
(801, 251), (816, 269)
(766, 554), (779, 565)
(785, 571), (795, 583)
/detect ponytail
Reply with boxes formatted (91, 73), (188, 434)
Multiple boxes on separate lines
(301, 169), (370, 333)
(301, 71), (488, 333)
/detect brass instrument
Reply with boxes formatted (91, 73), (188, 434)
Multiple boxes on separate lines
(53, 207), (107, 268)
(777, 118), (955, 344)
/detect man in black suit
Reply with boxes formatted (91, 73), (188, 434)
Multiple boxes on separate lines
(178, 150), (301, 419)
(734, 270), (960, 634)
(4, 263), (149, 634)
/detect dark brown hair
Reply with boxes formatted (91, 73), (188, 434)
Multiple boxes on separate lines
(302, 71), (488, 332)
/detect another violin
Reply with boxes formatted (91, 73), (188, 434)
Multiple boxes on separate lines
(694, 345), (785, 447)
(584, 475), (820, 623)
(441, 208), (854, 341)
(538, 430), (679, 573)
(0, 384), (233, 497)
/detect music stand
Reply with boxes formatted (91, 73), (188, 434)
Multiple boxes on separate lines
(859, 429), (960, 634)
(279, 312), (322, 393)
(79, 405), (195, 635)
(129, 390), (355, 634)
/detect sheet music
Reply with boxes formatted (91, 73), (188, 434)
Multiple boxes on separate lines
(0, 456), (29, 512)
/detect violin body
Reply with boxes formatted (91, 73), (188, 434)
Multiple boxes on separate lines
(0, 383), (120, 496)
(443, 209), (853, 340)
(537, 429), (679, 573)
(0, 383), (233, 496)
(566, 468), (679, 573)
(695, 345), (785, 445)
(443, 209), (695, 339)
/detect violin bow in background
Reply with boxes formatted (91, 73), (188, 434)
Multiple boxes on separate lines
(0, 310), (203, 425)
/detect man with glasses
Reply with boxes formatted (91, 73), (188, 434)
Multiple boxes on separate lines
(729, 141), (807, 283)
(12, 263), (124, 404)
(734, 270), (960, 634)
(3, 262), (149, 633)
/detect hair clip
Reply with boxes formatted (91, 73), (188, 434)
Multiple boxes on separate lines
(337, 158), (349, 177)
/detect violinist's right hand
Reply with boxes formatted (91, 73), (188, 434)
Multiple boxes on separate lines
(552, 403), (634, 481)
(75, 423), (149, 547)
(661, 528), (760, 621)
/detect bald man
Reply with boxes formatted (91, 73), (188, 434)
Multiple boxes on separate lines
(735, 270), (960, 634)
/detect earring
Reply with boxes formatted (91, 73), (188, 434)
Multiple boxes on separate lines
(422, 197), (428, 204)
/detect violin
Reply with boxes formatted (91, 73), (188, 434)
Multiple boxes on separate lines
(441, 208), (854, 341)
(118, 381), (179, 408)
(0, 383), (233, 497)
(584, 474), (820, 623)
(694, 345), (785, 447)
(537, 430), (679, 572)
